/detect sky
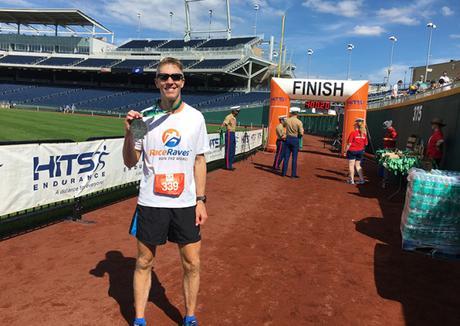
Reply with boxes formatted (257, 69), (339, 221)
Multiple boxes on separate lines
(1, 0), (459, 84)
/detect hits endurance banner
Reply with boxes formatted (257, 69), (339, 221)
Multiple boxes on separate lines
(0, 129), (263, 216)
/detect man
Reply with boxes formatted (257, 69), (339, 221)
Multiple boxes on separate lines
(282, 107), (304, 178)
(417, 75), (428, 93)
(426, 118), (446, 167)
(123, 57), (209, 326)
(221, 106), (240, 170)
(391, 80), (403, 98)
(383, 120), (398, 149)
(272, 115), (286, 170)
(439, 71), (451, 85)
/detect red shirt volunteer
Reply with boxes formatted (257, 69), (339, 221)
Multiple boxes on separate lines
(383, 126), (398, 148)
(347, 130), (368, 152)
(426, 129), (443, 160)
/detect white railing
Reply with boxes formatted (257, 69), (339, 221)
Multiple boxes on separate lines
(368, 81), (460, 110)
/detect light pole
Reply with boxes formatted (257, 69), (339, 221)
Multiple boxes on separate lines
(425, 22), (436, 82)
(208, 9), (213, 39)
(137, 12), (141, 39)
(387, 35), (397, 87)
(307, 48), (313, 79)
(346, 43), (354, 80)
(169, 12), (174, 40)
(253, 4), (260, 35)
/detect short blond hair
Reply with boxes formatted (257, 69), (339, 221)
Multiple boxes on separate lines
(156, 57), (184, 75)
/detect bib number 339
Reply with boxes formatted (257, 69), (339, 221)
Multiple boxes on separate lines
(154, 173), (185, 197)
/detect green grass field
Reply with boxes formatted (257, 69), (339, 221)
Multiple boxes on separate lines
(0, 108), (245, 142)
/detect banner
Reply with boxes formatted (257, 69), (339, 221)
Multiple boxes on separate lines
(0, 129), (263, 216)
(272, 77), (368, 102)
(204, 129), (263, 163)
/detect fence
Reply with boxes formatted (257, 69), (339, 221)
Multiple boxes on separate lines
(298, 114), (342, 137)
(0, 129), (265, 237)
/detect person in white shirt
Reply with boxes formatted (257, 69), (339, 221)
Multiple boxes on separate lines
(439, 71), (451, 85)
(391, 80), (403, 98)
(123, 57), (209, 326)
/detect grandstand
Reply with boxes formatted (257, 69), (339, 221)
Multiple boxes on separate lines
(0, 8), (296, 116)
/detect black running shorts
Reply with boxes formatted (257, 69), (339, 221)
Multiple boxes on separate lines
(129, 205), (200, 246)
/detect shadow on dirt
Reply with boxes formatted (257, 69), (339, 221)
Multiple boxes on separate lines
(90, 251), (183, 325)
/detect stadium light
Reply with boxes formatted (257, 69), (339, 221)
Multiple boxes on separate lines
(346, 43), (354, 80)
(137, 12), (141, 39)
(307, 48), (313, 79)
(424, 22), (437, 82)
(253, 4), (260, 35)
(169, 11), (174, 40)
(387, 36), (397, 87)
(208, 9), (213, 39)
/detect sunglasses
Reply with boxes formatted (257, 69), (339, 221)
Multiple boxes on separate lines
(156, 73), (184, 81)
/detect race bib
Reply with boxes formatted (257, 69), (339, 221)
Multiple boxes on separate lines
(154, 173), (185, 197)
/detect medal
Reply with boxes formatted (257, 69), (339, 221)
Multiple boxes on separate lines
(130, 118), (148, 141)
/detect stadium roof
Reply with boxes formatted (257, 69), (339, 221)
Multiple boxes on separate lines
(0, 8), (112, 33)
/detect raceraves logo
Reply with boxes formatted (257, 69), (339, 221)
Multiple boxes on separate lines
(162, 129), (181, 148)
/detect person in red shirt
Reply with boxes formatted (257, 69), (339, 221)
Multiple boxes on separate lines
(344, 118), (368, 184)
(426, 118), (445, 167)
(383, 120), (398, 149)
(381, 120), (398, 188)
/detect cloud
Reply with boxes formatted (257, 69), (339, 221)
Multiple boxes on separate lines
(367, 63), (410, 85)
(0, 0), (34, 5)
(302, 0), (363, 18)
(351, 25), (385, 36)
(441, 6), (454, 16)
(375, 0), (437, 26)
(376, 7), (418, 26)
(450, 34), (460, 39)
(102, 0), (229, 35)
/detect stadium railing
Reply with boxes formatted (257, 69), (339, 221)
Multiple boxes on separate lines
(368, 81), (460, 110)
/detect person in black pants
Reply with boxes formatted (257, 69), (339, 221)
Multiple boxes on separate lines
(282, 107), (304, 178)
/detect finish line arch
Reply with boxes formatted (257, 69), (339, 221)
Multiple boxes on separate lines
(268, 77), (369, 154)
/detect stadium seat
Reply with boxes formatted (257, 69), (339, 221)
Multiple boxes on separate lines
(0, 55), (46, 65)
(36, 57), (83, 66)
(197, 37), (257, 49)
(190, 59), (238, 69)
(158, 39), (205, 49)
(111, 59), (159, 70)
(75, 58), (122, 68)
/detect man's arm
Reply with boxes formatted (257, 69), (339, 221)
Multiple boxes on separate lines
(194, 154), (208, 226)
(123, 110), (142, 168)
(221, 116), (229, 129)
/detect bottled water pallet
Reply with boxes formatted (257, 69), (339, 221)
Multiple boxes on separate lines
(402, 239), (460, 260)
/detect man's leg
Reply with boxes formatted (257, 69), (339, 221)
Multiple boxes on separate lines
(230, 132), (236, 169)
(134, 240), (156, 319)
(291, 139), (299, 177)
(224, 131), (230, 169)
(278, 141), (285, 169)
(273, 140), (281, 168)
(179, 241), (201, 318)
(282, 139), (292, 176)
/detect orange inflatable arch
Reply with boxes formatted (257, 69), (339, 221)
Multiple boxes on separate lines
(268, 77), (369, 154)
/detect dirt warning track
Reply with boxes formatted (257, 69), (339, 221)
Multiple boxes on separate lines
(1, 135), (459, 326)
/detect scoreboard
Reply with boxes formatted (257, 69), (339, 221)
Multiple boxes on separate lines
(305, 100), (331, 110)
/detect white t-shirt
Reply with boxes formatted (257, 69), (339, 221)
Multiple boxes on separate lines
(391, 83), (399, 97)
(135, 103), (209, 208)
(440, 75), (451, 84)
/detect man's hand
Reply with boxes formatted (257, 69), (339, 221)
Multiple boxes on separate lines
(125, 110), (142, 133)
(195, 201), (208, 226)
